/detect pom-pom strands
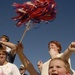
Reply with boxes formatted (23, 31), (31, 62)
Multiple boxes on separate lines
(12, 0), (57, 42)
(12, 0), (57, 27)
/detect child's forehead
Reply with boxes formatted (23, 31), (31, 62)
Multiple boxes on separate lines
(0, 50), (6, 53)
(0, 50), (7, 55)
(50, 60), (64, 66)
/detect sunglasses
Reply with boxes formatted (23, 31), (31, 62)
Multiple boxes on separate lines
(19, 68), (24, 70)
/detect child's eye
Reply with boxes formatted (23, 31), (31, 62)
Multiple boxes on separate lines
(57, 66), (61, 68)
(49, 66), (53, 69)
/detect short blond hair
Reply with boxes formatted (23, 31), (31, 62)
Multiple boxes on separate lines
(49, 58), (70, 73)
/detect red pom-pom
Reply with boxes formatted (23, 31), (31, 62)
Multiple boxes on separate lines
(12, 0), (57, 27)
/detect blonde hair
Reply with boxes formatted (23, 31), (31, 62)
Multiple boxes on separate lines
(49, 58), (70, 73)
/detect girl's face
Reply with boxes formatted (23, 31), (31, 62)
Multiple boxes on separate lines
(48, 60), (70, 75)
(48, 43), (59, 56)
(49, 43), (59, 51)
(0, 51), (6, 65)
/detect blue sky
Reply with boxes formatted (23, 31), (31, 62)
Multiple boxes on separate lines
(0, 0), (75, 74)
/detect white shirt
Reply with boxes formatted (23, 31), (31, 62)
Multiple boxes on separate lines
(0, 62), (20, 75)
